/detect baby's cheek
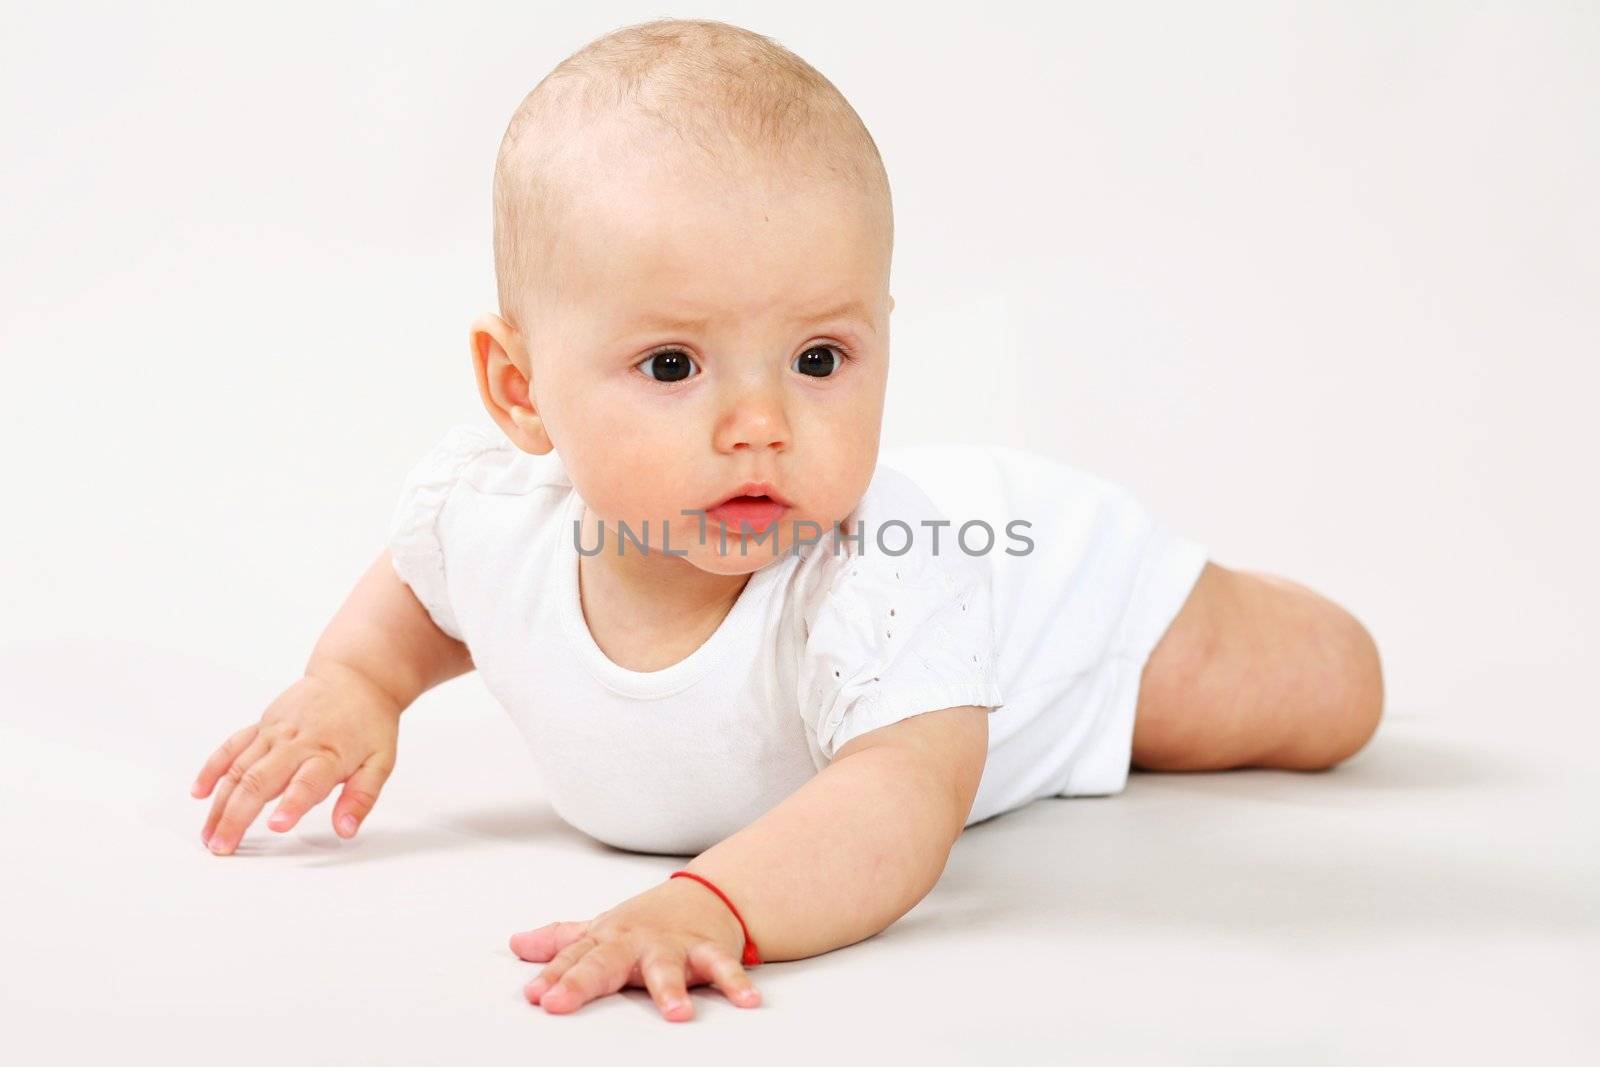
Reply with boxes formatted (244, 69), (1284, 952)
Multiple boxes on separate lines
(553, 402), (655, 481)
(589, 460), (706, 535)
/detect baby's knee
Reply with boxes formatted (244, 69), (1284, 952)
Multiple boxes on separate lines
(1326, 609), (1385, 764)
(1273, 597), (1385, 770)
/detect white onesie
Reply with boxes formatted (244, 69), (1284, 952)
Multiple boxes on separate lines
(386, 425), (1208, 855)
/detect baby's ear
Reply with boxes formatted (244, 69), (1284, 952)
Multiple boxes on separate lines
(504, 407), (555, 455)
(469, 312), (552, 455)
(887, 294), (895, 314)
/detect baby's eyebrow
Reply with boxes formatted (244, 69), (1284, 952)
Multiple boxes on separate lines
(789, 298), (874, 332)
(621, 297), (874, 335)
(626, 310), (714, 332)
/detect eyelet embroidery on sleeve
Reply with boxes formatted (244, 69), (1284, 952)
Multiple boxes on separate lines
(801, 544), (1005, 759)
(797, 469), (1016, 760)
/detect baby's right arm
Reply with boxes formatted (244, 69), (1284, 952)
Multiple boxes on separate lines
(191, 548), (474, 856)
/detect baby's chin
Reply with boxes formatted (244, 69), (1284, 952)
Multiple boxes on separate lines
(660, 522), (832, 574)
(683, 555), (784, 580)
(601, 509), (848, 573)
(668, 539), (801, 575)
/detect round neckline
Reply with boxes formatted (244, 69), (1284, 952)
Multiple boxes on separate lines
(557, 488), (791, 699)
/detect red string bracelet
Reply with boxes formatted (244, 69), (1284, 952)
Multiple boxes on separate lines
(668, 870), (762, 966)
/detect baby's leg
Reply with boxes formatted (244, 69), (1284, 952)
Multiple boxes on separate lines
(1130, 562), (1384, 772)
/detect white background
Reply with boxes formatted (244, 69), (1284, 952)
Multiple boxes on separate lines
(2, 2), (1595, 1062)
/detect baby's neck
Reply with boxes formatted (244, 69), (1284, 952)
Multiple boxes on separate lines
(574, 505), (753, 673)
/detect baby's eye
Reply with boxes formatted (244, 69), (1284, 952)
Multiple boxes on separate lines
(637, 347), (699, 384)
(793, 344), (848, 378)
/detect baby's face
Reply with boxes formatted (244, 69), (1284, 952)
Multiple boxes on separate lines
(517, 151), (893, 576)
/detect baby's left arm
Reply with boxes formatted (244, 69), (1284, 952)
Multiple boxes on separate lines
(692, 701), (991, 959)
(511, 702), (990, 1018)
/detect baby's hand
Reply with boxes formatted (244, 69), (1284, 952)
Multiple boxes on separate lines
(513, 877), (763, 1021)
(190, 667), (402, 855)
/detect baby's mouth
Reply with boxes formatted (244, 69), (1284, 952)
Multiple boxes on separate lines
(703, 485), (791, 535)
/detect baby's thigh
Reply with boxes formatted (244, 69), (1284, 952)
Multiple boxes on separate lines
(1130, 562), (1380, 772)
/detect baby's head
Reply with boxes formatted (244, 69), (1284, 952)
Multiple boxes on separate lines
(471, 18), (894, 575)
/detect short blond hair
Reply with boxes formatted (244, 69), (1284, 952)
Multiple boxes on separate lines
(492, 18), (893, 330)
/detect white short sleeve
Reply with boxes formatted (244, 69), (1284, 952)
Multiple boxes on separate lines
(384, 424), (504, 643)
(797, 539), (1005, 764)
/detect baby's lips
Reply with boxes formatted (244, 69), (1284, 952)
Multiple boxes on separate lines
(702, 480), (793, 510)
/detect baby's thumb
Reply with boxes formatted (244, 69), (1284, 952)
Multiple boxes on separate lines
(333, 755), (393, 839)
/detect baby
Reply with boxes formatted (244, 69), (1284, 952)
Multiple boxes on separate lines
(190, 18), (1385, 1021)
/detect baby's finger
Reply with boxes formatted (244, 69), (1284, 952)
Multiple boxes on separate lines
(207, 746), (298, 855)
(640, 947), (694, 1021)
(202, 732), (272, 846)
(329, 752), (394, 839)
(537, 938), (629, 1015)
(509, 920), (592, 963)
(191, 724), (259, 798)
(523, 933), (596, 1006)
(687, 941), (762, 1009)
(265, 753), (341, 833)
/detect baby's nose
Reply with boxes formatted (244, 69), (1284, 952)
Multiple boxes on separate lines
(716, 395), (789, 453)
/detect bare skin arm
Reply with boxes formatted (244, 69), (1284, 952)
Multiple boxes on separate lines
(680, 703), (991, 963)
(305, 547), (477, 706)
